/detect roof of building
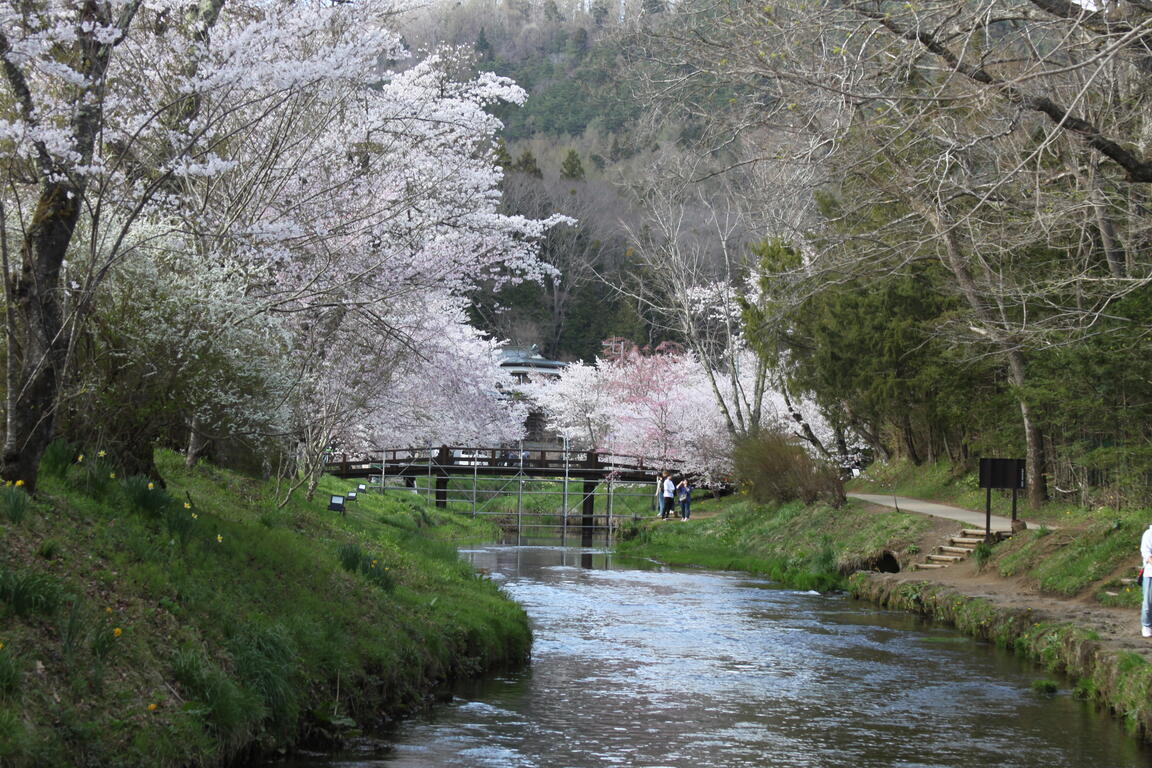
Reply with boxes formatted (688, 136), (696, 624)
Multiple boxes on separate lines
(497, 345), (568, 371)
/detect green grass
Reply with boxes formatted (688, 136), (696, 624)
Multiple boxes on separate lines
(0, 447), (531, 766)
(614, 494), (931, 591)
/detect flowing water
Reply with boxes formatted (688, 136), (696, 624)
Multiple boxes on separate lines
(281, 545), (1151, 768)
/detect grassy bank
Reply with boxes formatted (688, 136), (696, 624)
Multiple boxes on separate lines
(850, 576), (1152, 738)
(615, 496), (932, 591)
(0, 449), (530, 766)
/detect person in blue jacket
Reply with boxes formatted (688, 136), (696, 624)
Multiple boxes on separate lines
(676, 478), (692, 521)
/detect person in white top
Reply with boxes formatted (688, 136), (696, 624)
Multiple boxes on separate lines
(1141, 524), (1152, 637)
(660, 471), (675, 520)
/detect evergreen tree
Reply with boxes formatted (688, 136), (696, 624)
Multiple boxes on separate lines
(591, 2), (609, 26)
(514, 150), (543, 178)
(475, 27), (493, 61)
(560, 149), (585, 180)
(493, 139), (514, 170)
(567, 28), (589, 60)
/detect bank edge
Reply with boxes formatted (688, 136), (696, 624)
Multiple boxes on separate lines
(0, 449), (531, 767)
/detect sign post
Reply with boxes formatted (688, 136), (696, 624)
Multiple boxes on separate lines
(977, 458), (1026, 540)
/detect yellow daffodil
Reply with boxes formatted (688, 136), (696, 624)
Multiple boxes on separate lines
(13, 480), (22, 487)
(147, 703), (158, 712)
(77, 454), (84, 462)
(191, 513), (198, 519)
(97, 450), (106, 458)
(216, 534), (223, 543)
(113, 627), (122, 638)
(109, 472), (116, 479)
(147, 482), (154, 490)
(0, 642), (5, 651)
(183, 502), (191, 509)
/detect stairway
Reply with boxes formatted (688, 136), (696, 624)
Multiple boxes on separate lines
(912, 528), (1011, 571)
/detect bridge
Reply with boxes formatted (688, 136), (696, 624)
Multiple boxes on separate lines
(323, 446), (688, 545)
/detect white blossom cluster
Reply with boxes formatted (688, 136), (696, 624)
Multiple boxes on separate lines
(1, 0), (554, 481)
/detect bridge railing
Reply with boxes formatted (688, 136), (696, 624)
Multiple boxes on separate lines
(324, 446), (687, 475)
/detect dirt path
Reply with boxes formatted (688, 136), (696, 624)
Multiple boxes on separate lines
(851, 495), (1152, 659)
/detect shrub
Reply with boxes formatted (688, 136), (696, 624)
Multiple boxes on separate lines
(0, 488), (29, 524)
(69, 454), (116, 500)
(120, 475), (171, 519)
(171, 647), (259, 745)
(732, 430), (845, 506)
(0, 707), (28, 759)
(0, 648), (23, 698)
(41, 438), (78, 479)
(337, 541), (396, 591)
(227, 624), (299, 735)
(973, 540), (993, 571)
(0, 569), (62, 617)
(1031, 678), (1059, 696)
(161, 505), (196, 548)
(37, 540), (60, 560)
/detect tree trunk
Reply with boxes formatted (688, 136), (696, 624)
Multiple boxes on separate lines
(900, 410), (921, 465)
(932, 216), (1049, 508)
(3, 183), (80, 492)
(186, 417), (211, 468)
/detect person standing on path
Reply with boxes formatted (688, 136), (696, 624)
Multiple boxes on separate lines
(677, 478), (692, 521)
(1142, 524), (1152, 637)
(661, 471), (676, 520)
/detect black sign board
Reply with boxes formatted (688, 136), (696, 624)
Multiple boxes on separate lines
(978, 458), (1026, 490)
(327, 494), (346, 514)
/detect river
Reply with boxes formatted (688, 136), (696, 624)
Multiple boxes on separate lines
(280, 545), (1150, 768)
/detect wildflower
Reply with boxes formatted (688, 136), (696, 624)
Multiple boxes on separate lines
(216, 534), (223, 543)
(147, 482), (154, 490)
(109, 472), (116, 479)
(97, 450), (106, 458)
(183, 502), (191, 510)
(77, 454), (84, 462)
(13, 480), (22, 487)
(113, 627), (122, 638)
(0, 642), (5, 651)
(3, 482), (9, 487)
(105, 607), (112, 614)
(191, 513), (198, 519)
(147, 703), (158, 712)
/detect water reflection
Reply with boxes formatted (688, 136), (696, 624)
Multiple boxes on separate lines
(282, 545), (1150, 768)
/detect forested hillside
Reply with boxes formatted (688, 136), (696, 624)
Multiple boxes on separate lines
(5, 0), (1152, 512)
(412, 0), (1152, 509)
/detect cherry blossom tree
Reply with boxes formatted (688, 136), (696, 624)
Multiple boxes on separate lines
(522, 338), (838, 479)
(1, 0), (560, 491)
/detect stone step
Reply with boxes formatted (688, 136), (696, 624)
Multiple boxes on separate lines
(938, 546), (973, 555)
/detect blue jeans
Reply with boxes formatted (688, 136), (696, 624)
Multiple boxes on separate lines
(680, 499), (690, 519)
(1143, 572), (1152, 628)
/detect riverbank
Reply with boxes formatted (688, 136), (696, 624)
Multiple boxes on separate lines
(0, 450), (531, 766)
(616, 486), (1152, 742)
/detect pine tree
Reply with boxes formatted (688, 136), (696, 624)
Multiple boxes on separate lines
(560, 149), (585, 180)
(493, 139), (514, 170)
(475, 27), (493, 61)
(514, 150), (543, 178)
